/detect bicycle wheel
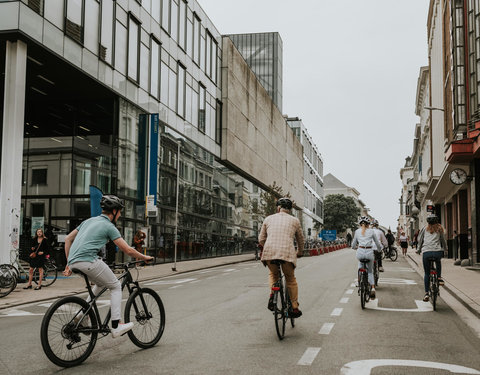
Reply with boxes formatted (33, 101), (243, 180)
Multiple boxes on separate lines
(0, 264), (17, 297)
(373, 263), (379, 287)
(124, 288), (165, 349)
(34, 261), (58, 287)
(273, 287), (286, 340)
(286, 289), (295, 328)
(360, 273), (366, 309)
(430, 276), (438, 311)
(41, 296), (98, 367)
(381, 250), (386, 260)
(389, 249), (398, 262)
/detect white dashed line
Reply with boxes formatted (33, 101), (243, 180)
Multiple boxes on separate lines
(206, 276), (218, 280)
(319, 323), (335, 335)
(168, 285), (183, 289)
(297, 347), (321, 366)
(331, 308), (343, 316)
(340, 297), (349, 304)
(189, 280), (201, 284)
(345, 289), (354, 295)
(350, 283), (356, 287)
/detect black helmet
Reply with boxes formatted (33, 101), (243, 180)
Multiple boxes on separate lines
(100, 195), (124, 212)
(371, 219), (379, 227)
(426, 214), (439, 225)
(276, 197), (293, 210)
(358, 216), (370, 225)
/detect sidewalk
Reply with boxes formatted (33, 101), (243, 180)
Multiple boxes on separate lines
(406, 250), (480, 318)
(0, 253), (255, 310)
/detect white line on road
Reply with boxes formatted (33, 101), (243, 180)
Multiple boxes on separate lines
(206, 276), (218, 280)
(345, 289), (354, 294)
(331, 308), (343, 316)
(168, 285), (183, 289)
(365, 298), (432, 312)
(350, 283), (356, 287)
(319, 323), (335, 335)
(297, 347), (321, 366)
(189, 280), (201, 284)
(340, 297), (349, 304)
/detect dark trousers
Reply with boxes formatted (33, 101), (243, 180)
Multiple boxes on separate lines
(422, 251), (442, 293)
(374, 250), (383, 268)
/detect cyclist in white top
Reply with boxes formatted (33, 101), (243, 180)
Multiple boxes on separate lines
(351, 216), (382, 299)
(371, 219), (388, 272)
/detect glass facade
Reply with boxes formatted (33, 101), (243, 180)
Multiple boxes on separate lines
(228, 32), (283, 112)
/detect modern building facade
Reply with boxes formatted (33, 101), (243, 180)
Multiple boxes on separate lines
(227, 32), (283, 112)
(286, 117), (324, 238)
(0, 0), (302, 265)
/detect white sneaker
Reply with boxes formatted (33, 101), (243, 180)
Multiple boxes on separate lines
(370, 288), (376, 299)
(111, 322), (134, 338)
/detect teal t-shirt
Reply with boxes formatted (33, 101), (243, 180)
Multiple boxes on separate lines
(68, 214), (122, 265)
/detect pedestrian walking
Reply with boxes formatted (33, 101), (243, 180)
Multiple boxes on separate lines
(398, 231), (409, 256)
(346, 232), (352, 247)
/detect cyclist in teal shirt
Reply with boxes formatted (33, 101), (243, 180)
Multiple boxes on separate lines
(63, 195), (153, 338)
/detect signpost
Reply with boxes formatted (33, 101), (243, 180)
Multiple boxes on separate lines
(320, 230), (337, 241)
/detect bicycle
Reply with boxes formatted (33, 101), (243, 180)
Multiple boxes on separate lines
(427, 257), (440, 311)
(270, 260), (295, 340)
(0, 264), (17, 298)
(381, 245), (398, 262)
(373, 258), (379, 288)
(358, 258), (371, 309)
(40, 260), (165, 368)
(9, 249), (58, 286)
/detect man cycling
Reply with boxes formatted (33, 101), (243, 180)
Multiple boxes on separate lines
(259, 197), (304, 318)
(63, 195), (153, 338)
(371, 219), (388, 272)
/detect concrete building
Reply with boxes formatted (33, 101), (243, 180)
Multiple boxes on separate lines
(286, 117), (324, 238)
(324, 173), (366, 215)
(0, 0), (302, 264)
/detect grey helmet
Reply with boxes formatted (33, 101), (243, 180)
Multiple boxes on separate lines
(276, 197), (293, 210)
(100, 195), (125, 212)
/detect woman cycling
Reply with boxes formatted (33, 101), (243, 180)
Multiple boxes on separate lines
(416, 213), (446, 302)
(351, 216), (382, 300)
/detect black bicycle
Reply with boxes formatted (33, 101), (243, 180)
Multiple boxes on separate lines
(271, 260), (295, 340)
(373, 258), (379, 288)
(40, 260), (165, 367)
(381, 246), (398, 261)
(427, 257), (440, 311)
(358, 258), (371, 309)
(0, 264), (17, 297)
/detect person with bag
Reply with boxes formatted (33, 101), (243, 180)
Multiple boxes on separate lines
(23, 228), (50, 290)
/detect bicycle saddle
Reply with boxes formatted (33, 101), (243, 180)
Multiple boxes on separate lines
(271, 259), (285, 265)
(359, 258), (371, 263)
(71, 269), (87, 277)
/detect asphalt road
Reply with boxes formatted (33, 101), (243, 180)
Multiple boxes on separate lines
(1, 249), (480, 374)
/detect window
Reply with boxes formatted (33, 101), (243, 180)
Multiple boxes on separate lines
(198, 84), (206, 133)
(215, 99), (222, 144)
(100, 0), (115, 64)
(162, 0), (171, 33)
(152, 0), (160, 23)
(31, 203), (45, 217)
(206, 32), (211, 77)
(178, 0), (187, 50)
(150, 37), (161, 98)
(31, 169), (47, 185)
(84, 0), (99, 53)
(27, 0), (44, 15)
(171, 0), (178, 42)
(452, 0), (467, 134)
(193, 13), (201, 65)
(186, 17), (193, 57)
(177, 63), (186, 117)
(65, 0), (84, 44)
(128, 15), (141, 82)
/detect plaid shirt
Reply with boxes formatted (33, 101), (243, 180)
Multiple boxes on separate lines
(259, 212), (304, 266)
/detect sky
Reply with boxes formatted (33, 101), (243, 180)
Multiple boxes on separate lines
(198, 0), (429, 230)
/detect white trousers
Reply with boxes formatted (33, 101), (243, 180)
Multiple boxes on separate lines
(356, 248), (375, 285)
(71, 258), (122, 321)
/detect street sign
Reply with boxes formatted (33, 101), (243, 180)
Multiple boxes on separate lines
(426, 205), (434, 213)
(146, 195), (157, 217)
(320, 230), (336, 241)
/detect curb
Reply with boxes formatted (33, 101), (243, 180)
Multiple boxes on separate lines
(406, 254), (480, 319)
(0, 256), (256, 311)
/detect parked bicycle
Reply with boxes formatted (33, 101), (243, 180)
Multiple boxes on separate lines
(8, 249), (58, 287)
(427, 257), (440, 311)
(40, 260), (165, 367)
(270, 260), (295, 340)
(358, 258), (371, 309)
(382, 246), (398, 262)
(0, 264), (17, 298)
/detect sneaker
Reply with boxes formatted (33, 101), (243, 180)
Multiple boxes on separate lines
(291, 308), (302, 318)
(370, 288), (376, 300)
(111, 322), (134, 338)
(267, 294), (274, 311)
(423, 294), (429, 302)
(379, 267), (384, 272)
(354, 280), (359, 287)
(438, 277), (445, 286)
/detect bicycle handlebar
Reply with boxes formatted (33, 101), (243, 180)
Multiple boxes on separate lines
(111, 259), (154, 270)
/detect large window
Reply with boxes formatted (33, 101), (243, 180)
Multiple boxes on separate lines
(198, 84), (206, 133)
(171, 0), (178, 42)
(84, 0), (99, 53)
(162, 0), (171, 34)
(160, 61), (169, 105)
(215, 100), (222, 145)
(177, 63), (186, 118)
(193, 13), (201, 65)
(205, 31), (217, 82)
(150, 37), (161, 98)
(100, 0), (115, 64)
(128, 15), (140, 82)
(65, 0), (84, 44)
(178, 0), (187, 51)
(452, 0), (467, 135)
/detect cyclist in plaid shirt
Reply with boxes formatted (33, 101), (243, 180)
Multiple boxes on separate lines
(259, 197), (305, 318)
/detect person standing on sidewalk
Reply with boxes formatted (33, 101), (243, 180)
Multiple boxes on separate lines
(23, 228), (50, 290)
(398, 231), (409, 256)
(63, 195), (153, 338)
(259, 197), (304, 318)
(416, 213), (446, 302)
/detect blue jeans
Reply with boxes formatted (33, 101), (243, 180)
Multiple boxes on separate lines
(422, 251), (442, 293)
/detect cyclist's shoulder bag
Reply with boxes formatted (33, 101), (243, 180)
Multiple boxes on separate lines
(30, 242), (41, 258)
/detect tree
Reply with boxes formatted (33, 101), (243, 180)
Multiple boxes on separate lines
(323, 194), (360, 233)
(252, 181), (292, 218)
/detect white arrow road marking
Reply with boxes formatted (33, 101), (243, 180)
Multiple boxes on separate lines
(378, 278), (417, 285)
(297, 347), (321, 366)
(340, 359), (480, 375)
(145, 278), (196, 285)
(365, 298), (433, 312)
(319, 323), (335, 335)
(331, 308), (343, 316)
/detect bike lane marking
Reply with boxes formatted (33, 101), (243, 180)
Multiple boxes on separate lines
(378, 278), (417, 285)
(339, 297), (349, 303)
(345, 289), (354, 294)
(340, 359), (480, 374)
(318, 323), (335, 335)
(145, 278), (196, 285)
(365, 298), (432, 312)
(297, 347), (321, 366)
(331, 308), (343, 316)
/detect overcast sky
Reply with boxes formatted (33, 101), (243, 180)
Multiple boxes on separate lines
(198, 0), (429, 230)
